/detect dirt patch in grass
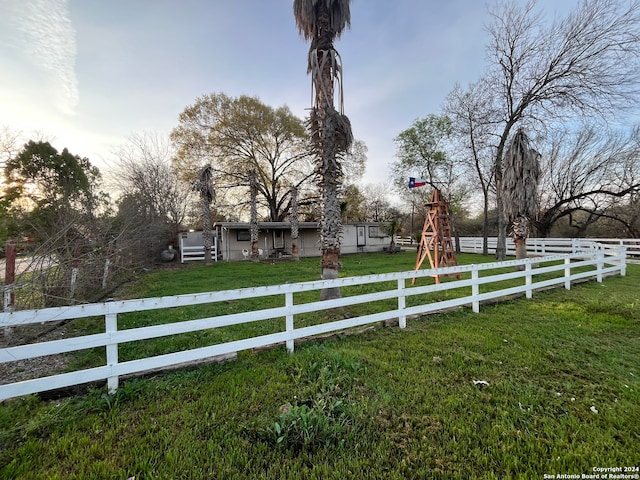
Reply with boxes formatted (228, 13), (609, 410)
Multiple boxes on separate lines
(0, 323), (69, 385)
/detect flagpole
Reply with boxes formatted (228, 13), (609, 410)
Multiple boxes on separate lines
(410, 190), (415, 241)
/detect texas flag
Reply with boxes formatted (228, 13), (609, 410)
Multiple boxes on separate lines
(408, 177), (427, 188)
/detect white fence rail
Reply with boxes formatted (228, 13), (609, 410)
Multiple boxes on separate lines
(179, 236), (218, 263)
(456, 237), (640, 257)
(0, 243), (627, 401)
(396, 236), (640, 257)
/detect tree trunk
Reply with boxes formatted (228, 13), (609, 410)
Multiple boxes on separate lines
(290, 186), (300, 261)
(514, 236), (527, 271)
(319, 171), (342, 299)
(495, 127), (512, 261)
(320, 247), (341, 300)
(388, 238), (396, 254)
(482, 192), (489, 256)
(249, 170), (260, 262)
(315, 2), (343, 300)
(202, 199), (212, 265)
(496, 184), (507, 260)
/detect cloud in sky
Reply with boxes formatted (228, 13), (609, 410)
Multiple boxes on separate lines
(6, 0), (79, 115)
(0, 0), (586, 187)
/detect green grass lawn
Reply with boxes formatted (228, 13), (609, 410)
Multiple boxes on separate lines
(1, 252), (639, 479)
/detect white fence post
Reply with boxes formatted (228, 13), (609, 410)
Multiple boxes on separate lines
(564, 258), (571, 290)
(106, 313), (119, 393)
(70, 267), (79, 299)
(102, 258), (110, 290)
(525, 263), (533, 299)
(3, 286), (13, 313)
(285, 291), (294, 353)
(472, 267), (479, 313)
(597, 251), (604, 283)
(398, 279), (406, 329)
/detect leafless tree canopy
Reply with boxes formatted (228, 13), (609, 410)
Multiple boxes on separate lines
(536, 124), (640, 236)
(469, 0), (640, 258)
(110, 132), (192, 267)
(488, 0), (640, 124)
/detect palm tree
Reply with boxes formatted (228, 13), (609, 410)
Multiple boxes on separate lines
(290, 186), (300, 261)
(502, 129), (540, 268)
(193, 164), (215, 265)
(249, 169), (260, 261)
(293, 0), (353, 300)
(386, 218), (401, 254)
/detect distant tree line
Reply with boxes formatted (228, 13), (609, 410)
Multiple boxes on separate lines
(392, 0), (640, 255)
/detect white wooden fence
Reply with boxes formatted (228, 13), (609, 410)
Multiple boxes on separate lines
(456, 237), (640, 257)
(179, 235), (218, 263)
(0, 242), (627, 401)
(396, 236), (640, 257)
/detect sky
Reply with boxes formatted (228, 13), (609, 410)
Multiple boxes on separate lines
(0, 0), (581, 188)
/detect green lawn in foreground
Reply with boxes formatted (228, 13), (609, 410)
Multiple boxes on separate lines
(1, 253), (638, 479)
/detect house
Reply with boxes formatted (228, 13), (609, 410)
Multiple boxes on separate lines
(178, 222), (393, 262)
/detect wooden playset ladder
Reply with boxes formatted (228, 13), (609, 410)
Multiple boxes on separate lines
(413, 188), (459, 284)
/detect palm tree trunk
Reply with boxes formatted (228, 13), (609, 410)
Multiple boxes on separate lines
(512, 215), (530, 270)
(319, 170), (342, 299)
(290, 186), (300, 261)
(514, 236), (527, 270)
(201, 199), (212, 265)
(315, 2), (342, 299)
(249, 170), (259, 262)
(193, 164), (215, 266)
(294, 0), (352, 300)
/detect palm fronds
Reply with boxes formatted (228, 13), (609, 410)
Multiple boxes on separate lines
(502, 129), (540, 238)
(192, 164), (215, 204)
(293, 0), (351, 41)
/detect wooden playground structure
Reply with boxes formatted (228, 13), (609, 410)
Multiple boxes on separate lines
(413, 188), (459, 284)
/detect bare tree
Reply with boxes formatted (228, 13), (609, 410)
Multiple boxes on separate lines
(112, 132), (192, 258)
(485, 0), (640, 259)
(536, 124), (640, 237)
(362, 183), (394, 222)
(0, 126), (22, 169)
(444, 80), (498, 255)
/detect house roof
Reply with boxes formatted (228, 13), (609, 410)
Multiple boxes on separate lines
(214, 222), (319, 230)
(213, 221), (389, 230)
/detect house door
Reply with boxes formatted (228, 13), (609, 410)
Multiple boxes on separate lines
(357, 226), (366, 246)
(273, 230), (285, 249)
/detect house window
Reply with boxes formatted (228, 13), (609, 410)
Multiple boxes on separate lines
(237, 229), (251, 241)
(368, 225), (386, 238)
